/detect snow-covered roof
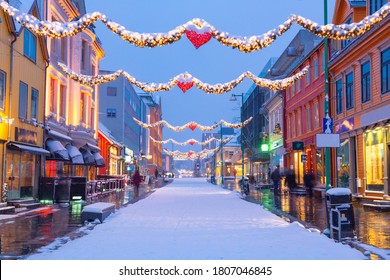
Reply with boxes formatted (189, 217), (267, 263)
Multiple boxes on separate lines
(98, 122), (122, 147)
(326, 187), (352, 196)
(9, 0), (36, 32)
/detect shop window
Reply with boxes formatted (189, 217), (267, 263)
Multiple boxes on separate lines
(316, 149), (324, 184)
(31, 88), (38, 120)
(365, 129), (384, 192)
(370, 0), (387, 14)
(337, 139), (350, 188)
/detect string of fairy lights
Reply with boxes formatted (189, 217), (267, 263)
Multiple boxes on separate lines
(1, 0), (389, 52)
(133, 117), (253, 132)
(150, 135), (234, 146)
(58, 63), (309, 93)
(163, 148), (220, 160)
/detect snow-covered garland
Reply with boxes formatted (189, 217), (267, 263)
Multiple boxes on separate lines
(58, 63), (309, 93)
(133, 117), (253, 132)
(163, 148), (219, 160)
(150, 135), (234, 146)
(1, 0), (390, 52)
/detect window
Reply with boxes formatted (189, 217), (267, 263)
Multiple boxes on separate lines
(336, 79), (343, 114)
(370, 0), (387, 14)
(346, 72), (354, 110)
(50, 78), (56, 113)
(297, 79), (301, 92)
(60, 37), (67, 61)
(31, 88), (38, 119)
(291, 83), (295, 96)
(81, 40), (88, 70)
(24, 29), (36, 62)
(107, 108), (117, 118)
(313, 57), (319, 79)
(306, 67), (311, 85)
(322, 51), (325, 73)
(0, 70), (5, 109)
(19, 82), (28, 119)
(59, 84), (66, 118)
(80, 92), (85, 122)
(90, 107), (95, 128)
(313, 102), (319, 128)
(306, 106), (311, 132)
(341, 19), (352, 49)
(297, 110), (301, 136)
(107, 87), (117, 96)
(381, 48), (390, 94)
(361, 61), (371, 103)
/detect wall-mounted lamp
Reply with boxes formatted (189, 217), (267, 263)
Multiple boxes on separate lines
(0, 116), (14, 125)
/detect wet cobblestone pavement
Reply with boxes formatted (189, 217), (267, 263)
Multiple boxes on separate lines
(1, 178), (389, 259)
(224, 180), (390, 252)
(0, 181), (162, 259)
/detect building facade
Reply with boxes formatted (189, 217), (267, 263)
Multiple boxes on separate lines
(329, 0), (390, 199)
(1, 1), (49, 201)
(98, 122), (123, 176)
(43, 0), (104, 183)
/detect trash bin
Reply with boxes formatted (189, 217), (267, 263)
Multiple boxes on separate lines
(326, 188), (355, 240)
(69, 177), (87, 201)
(210, 175), (215, 184)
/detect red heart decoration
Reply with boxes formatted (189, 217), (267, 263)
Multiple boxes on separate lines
(177, 81), (194, 93)
(188, 123), (197, 131)
(187, 151), (194, 157)
(189, 140), (195, 145)
(185, 25), (212, 49)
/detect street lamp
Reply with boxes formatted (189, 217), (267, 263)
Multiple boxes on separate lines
(230, 93), (245, 192)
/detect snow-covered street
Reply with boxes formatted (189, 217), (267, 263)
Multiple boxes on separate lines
(26, 178), (365, 260)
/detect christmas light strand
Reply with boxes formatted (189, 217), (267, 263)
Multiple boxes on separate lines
(133, 117), (253, 132)
(163, 148), (219, 160)
(150, 135), (234, 146)
(58, 62), (309, 93)
(1, 0), (389, 52)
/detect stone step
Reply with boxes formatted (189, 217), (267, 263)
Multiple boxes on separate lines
(19, 203), (41, 210)
(0, 206), (16, 214)
(0, 202), (7, 208)
(373, 200), (390, 205)
(7, 199), (35, 208)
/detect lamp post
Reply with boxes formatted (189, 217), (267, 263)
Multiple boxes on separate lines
(220, 123), (224, 185)
(324, 0), (331, 192)
(230, 93), (245, 191)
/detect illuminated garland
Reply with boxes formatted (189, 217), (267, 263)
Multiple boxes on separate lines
(2, 0), (390, 52)
(58, 63), (309, 93)
(150, 135), (234, 146)
(133, 117), (253, 132)
(163, 148), (219, 160)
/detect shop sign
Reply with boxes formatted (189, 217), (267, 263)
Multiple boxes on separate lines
(271, 138), (283, 151)
(335, 118), (354, 134)
(316, 134), (340, 147)
(15, 128), (37, 145)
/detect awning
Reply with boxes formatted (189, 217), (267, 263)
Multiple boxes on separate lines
(46, 140), (70, 160)
(66, 144), (84, 165)
(47, 130), (73, 142)
(93, 152), (105, 167)
(83, 143), (101, 152)
(8, 143), (50, 155)
(80, 147), (95, 165)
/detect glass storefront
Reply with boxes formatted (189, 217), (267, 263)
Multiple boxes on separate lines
(316, 149), (325, 184)
(6, 150), (36, 199)
(293, 151), (304, 184)
(364, 128), (384, 192)
(337, 138), (350, 188)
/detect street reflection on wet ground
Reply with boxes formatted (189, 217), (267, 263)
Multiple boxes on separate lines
(1, 179), (389, 259)
(0, 183), (159, 259)
(224, 180), (390, 250)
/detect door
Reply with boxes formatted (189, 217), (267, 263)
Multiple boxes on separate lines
(6, 150), (21, 200)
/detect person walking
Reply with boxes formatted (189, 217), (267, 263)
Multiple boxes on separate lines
(132, 169), (142, 198)
(270, 165), (281, 195)
(233, 169), (237, 179)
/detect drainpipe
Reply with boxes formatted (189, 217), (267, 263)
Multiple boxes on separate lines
(2, 32), (17, 189)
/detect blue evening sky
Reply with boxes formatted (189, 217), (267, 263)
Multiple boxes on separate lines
(85, 0), (336, 152)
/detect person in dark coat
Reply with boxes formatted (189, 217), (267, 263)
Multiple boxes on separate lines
(285, 168), (297, 190)
(270, 165), (281, 195)
(132, 169), (142, 198)
(304, 172), (316, 197)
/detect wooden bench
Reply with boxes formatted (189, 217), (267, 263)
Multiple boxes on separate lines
(81, 202), (115, 223)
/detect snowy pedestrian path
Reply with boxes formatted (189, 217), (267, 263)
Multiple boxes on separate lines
(27, 178), (365, 260)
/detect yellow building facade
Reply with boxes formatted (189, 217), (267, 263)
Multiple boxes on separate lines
(1, 3), (49, 201)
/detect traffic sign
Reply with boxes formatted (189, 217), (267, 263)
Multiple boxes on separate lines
(323, 117), (334, 134)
